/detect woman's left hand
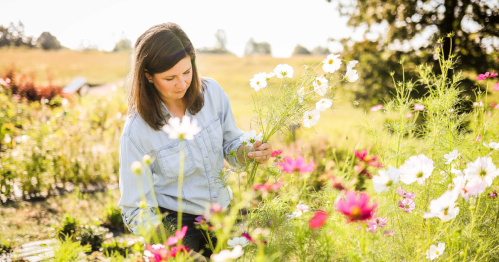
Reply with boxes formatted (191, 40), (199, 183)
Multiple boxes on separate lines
(248, 141), (273, 164)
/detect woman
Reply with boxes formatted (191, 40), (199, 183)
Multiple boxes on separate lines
(117, 22), (272, 257)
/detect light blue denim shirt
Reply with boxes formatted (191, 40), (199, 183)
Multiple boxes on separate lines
(117, 77), (244, 234)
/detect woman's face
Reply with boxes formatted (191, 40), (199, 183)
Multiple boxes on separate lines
(145, 55), (193, 103)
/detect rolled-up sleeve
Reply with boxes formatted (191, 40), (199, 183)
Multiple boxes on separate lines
(219, 88), (244, 168)
(117, 135), (162, 235)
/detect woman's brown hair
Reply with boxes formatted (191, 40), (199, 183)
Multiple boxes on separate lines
(125, 22), (207, 131)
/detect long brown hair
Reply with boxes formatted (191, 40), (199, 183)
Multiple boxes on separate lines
(125, 22), (206, 131)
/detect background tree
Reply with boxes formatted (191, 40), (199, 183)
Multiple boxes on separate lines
(292, 44), (311, 55)
(327, 0), (499, 106)
(113, 32), (131, 52)
(0, 21), (35, 48)
(36, 31), (61, 50)
(197, 29), (231, 54)
(244, 38), (272, 56)
(311, 45), (331, 55)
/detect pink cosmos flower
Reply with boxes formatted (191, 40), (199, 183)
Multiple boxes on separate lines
(372, 217), (388, 228)
(476, 135), (482, 143)
(494, 82), (499, 91)
(414, 104), (425, 111)
(253, 180), (283, 192)
(296, 204), (309, 212)
(194, 215), (209, 225)
(491, 103), (497, 107)
(384, 231), (394, 236)
(278, 156), (315, 174)
(491, 70), (498, 78)
(354, 149), (382, 167)
(495, 104), (499, 110)
(309, 210), (328, 229)
(329, 175), (346, 190)
(370, 104), (383, 112)
(405, 113), (413, 118)
(367, 221), (378, 233)
(396, 188), (416, 199)
(144, 244), (170, 262)
(271, 150), (282, 157)
(166, 225), (188, 246)
(336, 191), (377, 222)
(398, 198), (415, 213)
(477, 72), (489, 80)
(211, 203), (222, 213)
(12, 94), (20, 103)
(242, 232), (267, 245)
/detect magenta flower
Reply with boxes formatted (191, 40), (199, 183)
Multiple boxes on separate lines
(194, 215), (209, 225)
(414, 104), (425, 111)
(495, 104), (499, 110)
(278, 156), (315, 174)
(405, 113), (413, 118)
(398, 198), (415, 213)
(336, 191), (377, 222)
(396, 188), (416, 199)
(354, 149), (382, 167)
(372, 217), (388, 228)
(309, 210), (328, 229)
(478, 71), (497, 81)
(166, 225), (188, 246)
(271, 150), (282, 157)
(370, 104), (383, 112)
(489, 190), (498, 198)
(494, 82), (499, 91)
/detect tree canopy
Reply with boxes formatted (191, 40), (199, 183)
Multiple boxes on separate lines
(327, 0), (499, 106)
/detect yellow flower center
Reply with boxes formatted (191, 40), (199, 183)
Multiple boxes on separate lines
(308, 116), (312, 120)
(436, 251), (439, 255)
(329, 59), (333, 64)
(416, 172), (424, 178)
(317, 81), (322, 86)
(479, 169), (487, 177)
(350, 206), (361, 218)
(256, 81), (259, 84)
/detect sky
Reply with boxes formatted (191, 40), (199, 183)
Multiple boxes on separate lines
(0, 0), (370, 57)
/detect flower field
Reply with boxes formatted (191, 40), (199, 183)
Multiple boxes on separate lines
(2, 35), (499, 261)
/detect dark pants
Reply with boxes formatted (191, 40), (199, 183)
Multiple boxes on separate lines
(158, 206), (217, 258)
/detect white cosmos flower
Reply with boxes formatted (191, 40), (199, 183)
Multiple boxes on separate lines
(240, 130), (263, 145)
(227, 237), (249, 248)
(303, 110), (320, 128)
(452, 175), (486, 201)
(313, 76), (329, 96)
(345, 69), (359, 82)
(483, 142), (499, 150)
(273, 64), (294, 78)
(266, 72), (275, 79)
(464, 156), (498, 187)
(286, 211), (303, 220)
(297, 87), (305, 104)
(426, 243), (445, 261)
(211, 245), (244, 262)
(399, 154), (434, 185)
(162, 115), (201, 140)
(316, 98), (333, 111)
(423, 189), (460, 221)
(372, 166), (400, 193)
(322, 54), (342, 73)
(347, 60), (358, 71)
(249, 72), (268, 91)
(444, 149), (459, 164)
(3, 134), (11, 144)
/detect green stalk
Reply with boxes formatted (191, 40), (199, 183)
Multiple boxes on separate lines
(177, 139), (185, 245)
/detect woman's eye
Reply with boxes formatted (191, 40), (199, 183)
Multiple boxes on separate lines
(184, 70), (191, 74)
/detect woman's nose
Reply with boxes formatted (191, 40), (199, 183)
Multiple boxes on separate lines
(177, 75), (187, 88)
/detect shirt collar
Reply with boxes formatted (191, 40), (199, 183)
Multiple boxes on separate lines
(160, 100), (192, 120)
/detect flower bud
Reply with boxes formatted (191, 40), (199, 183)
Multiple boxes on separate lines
(131, 161), (143, 175)
(139, 201), (147, 209)
(211, 203), (222, 213)
(143, 154), (151, 165)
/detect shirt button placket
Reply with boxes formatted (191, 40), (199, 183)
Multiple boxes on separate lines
(200, 130), (218, 202)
